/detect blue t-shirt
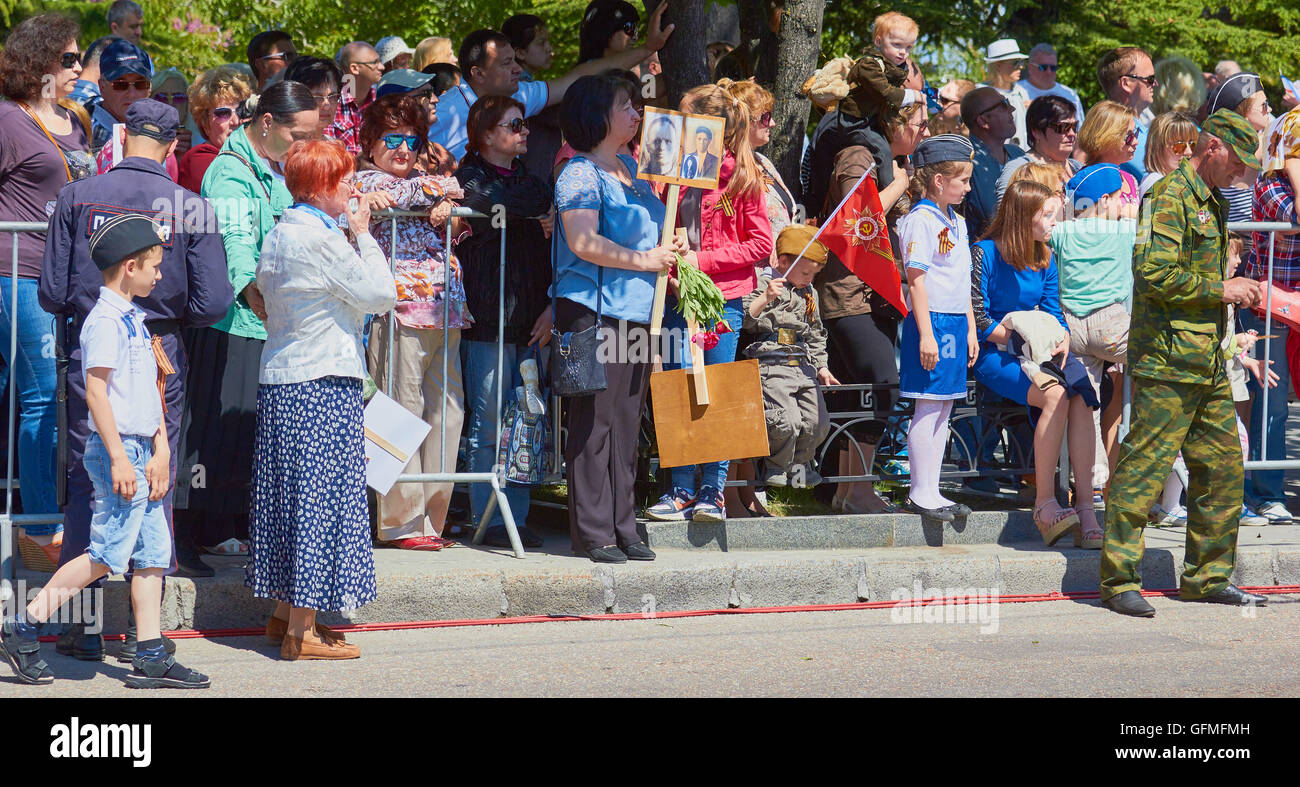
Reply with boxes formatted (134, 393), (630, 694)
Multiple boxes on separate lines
(972, 239), (1066, 344)
(552, 154), (666, 324)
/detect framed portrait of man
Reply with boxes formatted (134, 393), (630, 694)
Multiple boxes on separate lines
(637, 107), (723, 190)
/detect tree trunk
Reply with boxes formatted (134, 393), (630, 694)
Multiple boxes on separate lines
(651, 0), (711, 108)
(764, 0), (825, 208)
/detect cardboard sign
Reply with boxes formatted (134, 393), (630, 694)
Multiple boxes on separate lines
(638, 107), (725, 191)
(650, 359), (770, 468)
(364, 391), (432, 494)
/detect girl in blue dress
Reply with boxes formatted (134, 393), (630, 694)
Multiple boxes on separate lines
(970, 179), (1102, 548)
(897, 135), (978, 520)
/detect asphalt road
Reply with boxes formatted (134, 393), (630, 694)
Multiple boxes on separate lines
(4, 593), (1299, 698)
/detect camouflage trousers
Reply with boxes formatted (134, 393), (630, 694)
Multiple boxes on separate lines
(761, 362), (830, 470)
(1100, 372), (1242, 600)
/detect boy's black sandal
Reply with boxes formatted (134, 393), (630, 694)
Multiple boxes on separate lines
(123, 655), (211, 689)
(1, 622), (54, 685)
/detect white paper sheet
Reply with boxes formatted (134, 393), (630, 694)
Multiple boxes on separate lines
(363, 391), (432, 494)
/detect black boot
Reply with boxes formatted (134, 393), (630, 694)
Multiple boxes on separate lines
(173, 510), (215, 578)
(118, 603), (176, 663)
(54, 589), (104, 661)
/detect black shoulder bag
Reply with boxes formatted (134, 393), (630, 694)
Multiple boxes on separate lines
(549, 155), (608, 397)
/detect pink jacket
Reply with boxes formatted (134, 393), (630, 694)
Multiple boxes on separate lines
(676, 152), (774, 300)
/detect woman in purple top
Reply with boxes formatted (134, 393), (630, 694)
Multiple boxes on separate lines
(0, 13), (95, 568)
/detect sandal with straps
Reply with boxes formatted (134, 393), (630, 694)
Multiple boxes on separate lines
(1033, 499), (1079, 546)
(1073, 510), (1104, 550)
(1, 622), (54, 685)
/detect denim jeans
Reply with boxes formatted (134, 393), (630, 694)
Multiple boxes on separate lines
(84, 433), (170, 574)
(0, 275), (59, 531)
(462, 339), (531, 529)
(663, 297), (743, 494)
(1240, 310), (1290, 506)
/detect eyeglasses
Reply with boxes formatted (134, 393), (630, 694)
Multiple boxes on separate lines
(978, 98), (1012, 118)
(60, 52), (82, 69)
(259, 51), (296, 62)
(210, 106), (238, 121)
(498, 117), (528, 133)
(759, 111), (774, 127)
(354, 59), (383, 69)
(109, 77), (150, 92)
(312, 92), (342, 107)
(381, 133), (423, 151)
(1169, 139), (1196, 155)
(1124, 128), (1139, 146)
(1047, 120), (1077, 135)
(153, 92), (187, 105)
(1124, 73), (1158, 87)
(1033, 63), (1059, 73)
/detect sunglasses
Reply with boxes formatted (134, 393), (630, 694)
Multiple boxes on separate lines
(1169, 139), (1196, 155)
(153, 92), (187, 105)
(381, 133), (423, 151)
(259, 51), (296, 62)
(210, 106), (238, 121)
(620, 21), (637, 38)
(110, 77), (150, 92)
(759, 110), (774, 127)
(1048, 120), (1077, 135)
(1124, 73), (1158, 87)
(60, 52), (82, 69)
(498, 117), (528, 133)
(1033, 63), (1059, 73)
(1124, 128), (1139, 146)
(978, 98), (1012, 117)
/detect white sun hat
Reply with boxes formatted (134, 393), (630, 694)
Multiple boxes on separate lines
(985, 38), (1026, 63)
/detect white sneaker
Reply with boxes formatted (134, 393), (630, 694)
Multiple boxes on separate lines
(1240, 504), (1269, 527)
(1255, 501), (1294, 524)
(1148, 504), (1188, 527)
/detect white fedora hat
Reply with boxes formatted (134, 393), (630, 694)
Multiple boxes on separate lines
(985, 38), (1025, 63)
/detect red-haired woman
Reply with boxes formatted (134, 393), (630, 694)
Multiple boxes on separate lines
(353, 94), (468, 550)
(248, 139), (397, 660)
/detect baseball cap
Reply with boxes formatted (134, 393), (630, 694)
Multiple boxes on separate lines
(125, 99), (179, 142)
(100, 38), (151, 82)
(375, 68), (435, 99)
(1201, 108), (1262, 170)
(776, 224), (828, 265)
(89, 214), (165, 271)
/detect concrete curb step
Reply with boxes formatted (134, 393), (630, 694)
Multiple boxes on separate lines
(17, 526), (1300, 633)
(644, 510), (1040, 549)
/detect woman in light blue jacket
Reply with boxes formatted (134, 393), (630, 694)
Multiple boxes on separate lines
(247, 139), (397, 662)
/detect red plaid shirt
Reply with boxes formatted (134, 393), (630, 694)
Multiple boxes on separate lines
(326, 84), (376, 155)
(1246, 172), (1300, 286)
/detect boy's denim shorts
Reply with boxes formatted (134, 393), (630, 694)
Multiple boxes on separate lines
(84, 432), (172, 575)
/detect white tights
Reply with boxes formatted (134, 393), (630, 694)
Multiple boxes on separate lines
(908, 399), (955, 509)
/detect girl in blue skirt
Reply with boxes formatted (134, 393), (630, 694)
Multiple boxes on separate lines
(896, 135), (977, 520)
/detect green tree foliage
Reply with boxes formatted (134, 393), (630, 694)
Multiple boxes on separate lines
(819, 0), (1300, 108)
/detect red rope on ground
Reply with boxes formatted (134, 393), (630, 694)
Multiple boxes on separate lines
(39, 584), (1299, 643)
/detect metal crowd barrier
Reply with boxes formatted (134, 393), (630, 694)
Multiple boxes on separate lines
(374, 207), (526, 558)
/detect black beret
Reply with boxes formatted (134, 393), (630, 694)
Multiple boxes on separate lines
(89, 214), (165, 271)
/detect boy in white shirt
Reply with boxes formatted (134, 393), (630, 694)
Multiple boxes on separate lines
(1, 214), (209, 689)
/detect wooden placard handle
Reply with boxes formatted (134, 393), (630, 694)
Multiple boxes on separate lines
(650, 183), (682, 372)
(365, 428), (409, 463)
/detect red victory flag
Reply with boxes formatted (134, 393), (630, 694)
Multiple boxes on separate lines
(815, 169), (907, 316)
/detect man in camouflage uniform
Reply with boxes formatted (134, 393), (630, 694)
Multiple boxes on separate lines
(742, 225), (837, 487)
(1101, 109), (1269, 617)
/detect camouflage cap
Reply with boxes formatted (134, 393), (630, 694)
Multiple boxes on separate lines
(1201, 108), (1261, 171)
